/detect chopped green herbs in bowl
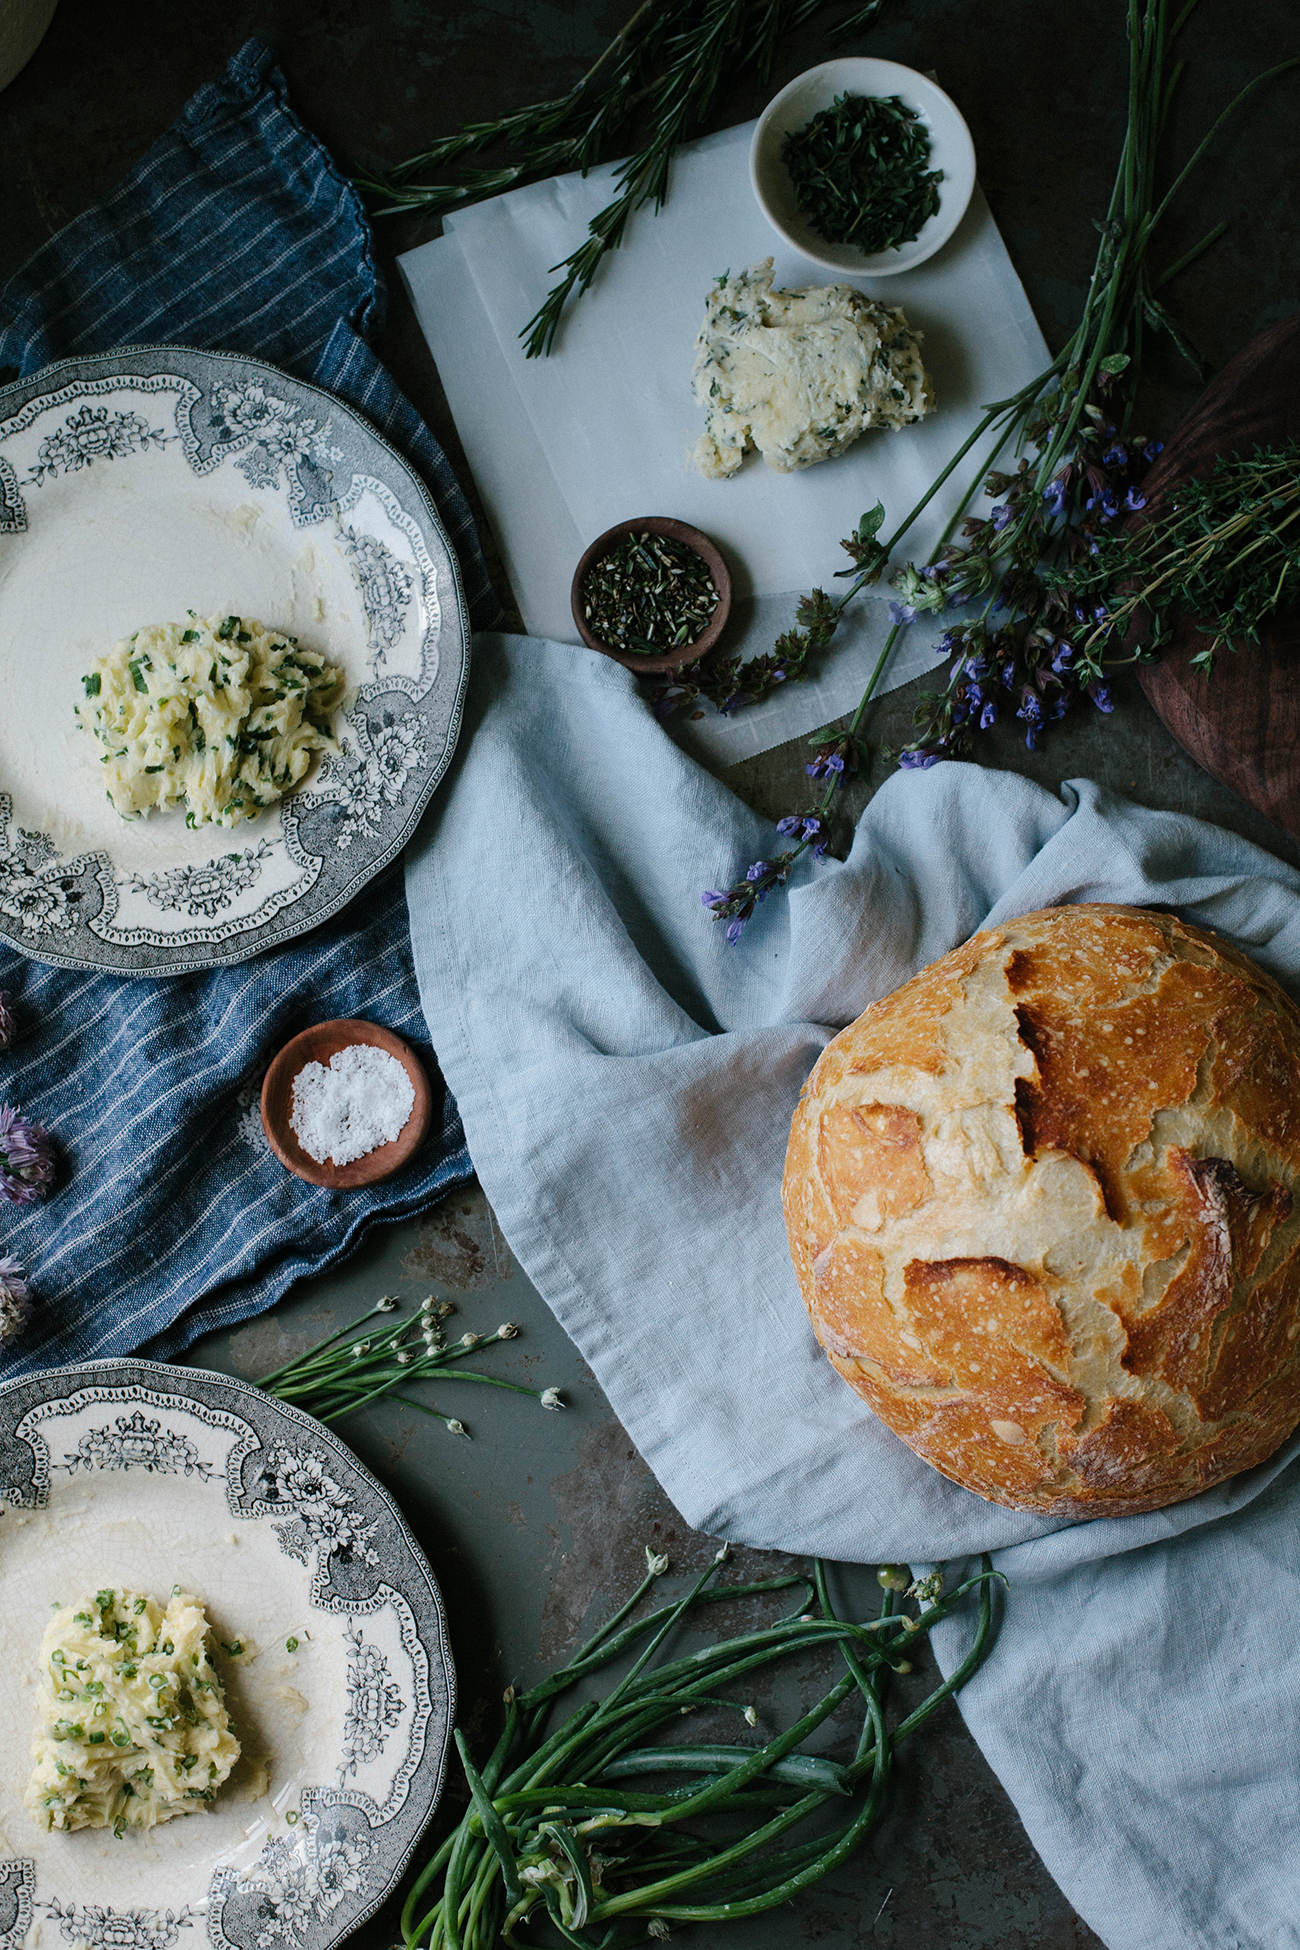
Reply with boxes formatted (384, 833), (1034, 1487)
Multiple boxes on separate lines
(571, 517), (731, 673)
(783, 92), (943, 255)
(750, 57), (975, 277)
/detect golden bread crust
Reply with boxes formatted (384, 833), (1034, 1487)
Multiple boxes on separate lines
(782, 904), (1300, 1516)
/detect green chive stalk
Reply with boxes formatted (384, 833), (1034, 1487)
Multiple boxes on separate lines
(400, 1548), (1003, 1947)
(256, 1295), (562, 1435)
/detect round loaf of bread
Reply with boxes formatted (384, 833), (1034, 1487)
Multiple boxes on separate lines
(782, 904), (1300, 1517)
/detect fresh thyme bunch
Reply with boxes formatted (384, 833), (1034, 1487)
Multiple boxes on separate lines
(701, 0), (1300, 940)
(1047, 441), (1300, 679)
(400, 1544), (1001, 1948)
(257, 1294), (563, 1435)
(357, 0), (890, 356)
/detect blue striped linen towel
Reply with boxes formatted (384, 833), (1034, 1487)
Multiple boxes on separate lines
(0, 38), (504, 1372)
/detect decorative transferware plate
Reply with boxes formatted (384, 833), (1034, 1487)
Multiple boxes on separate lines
(0, 348), (470, 974)
(0, 1358), (455, 1948)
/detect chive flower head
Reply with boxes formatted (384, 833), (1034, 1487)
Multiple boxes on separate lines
(0, 1105), (54, 1204)
(0, 1255), (31, 1342)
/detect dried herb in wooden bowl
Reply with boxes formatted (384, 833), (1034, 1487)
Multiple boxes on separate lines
(782, 92), (942, 252)
(582, 532), (721, 657)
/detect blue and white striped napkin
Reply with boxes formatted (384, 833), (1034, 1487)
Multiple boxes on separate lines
(0, 39), (502, 1369)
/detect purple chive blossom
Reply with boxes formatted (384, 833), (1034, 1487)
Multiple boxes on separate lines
(1124, 486), (1147, 512)
(0, 1106), (55, 1205)
(888, 601), (916, 628)
(0, 1256), (31, 1344)
(0, 992), (14, 1051)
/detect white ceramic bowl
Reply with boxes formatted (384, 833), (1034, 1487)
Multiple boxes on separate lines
(750, 57), (975, 277)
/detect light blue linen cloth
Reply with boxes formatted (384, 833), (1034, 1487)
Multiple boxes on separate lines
(406, 632), (1300, 1950)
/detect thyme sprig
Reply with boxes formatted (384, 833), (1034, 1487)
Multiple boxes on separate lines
(699, 0), (1300, 939)
(1049, 442), (1300, 679)
(399, 1545), (1002, 1947)
(357, 0), (890, 356)
(257, 1294), (562, 1436)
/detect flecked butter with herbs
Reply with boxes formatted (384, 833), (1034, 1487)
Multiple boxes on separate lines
(76, 613), (346, 828)
(25, 1588), (240, 1833)
(691, 258), (933, 478)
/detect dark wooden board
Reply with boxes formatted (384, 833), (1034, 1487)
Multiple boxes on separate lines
(1136, 314), (1300, 835)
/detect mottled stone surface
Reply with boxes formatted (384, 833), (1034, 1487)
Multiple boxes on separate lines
(5, 2), (1299, 1942)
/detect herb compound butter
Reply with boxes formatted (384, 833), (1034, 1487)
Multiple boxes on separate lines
(76, 613), (345, 828)
(691, 258), (933, 478)
(24, 1588), (240, 1833)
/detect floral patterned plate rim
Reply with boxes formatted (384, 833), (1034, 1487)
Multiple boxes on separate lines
(0, 347), (471, 974)
(0, 1356), (455, 1949)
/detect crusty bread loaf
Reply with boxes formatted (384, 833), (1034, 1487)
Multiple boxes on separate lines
(782, 905), (1300, 1517)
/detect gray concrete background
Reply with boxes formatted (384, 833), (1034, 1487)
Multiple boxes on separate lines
(4, 1), (1298, 1943)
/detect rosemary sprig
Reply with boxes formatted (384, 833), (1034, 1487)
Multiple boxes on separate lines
(257, 1294), (563, 1436)
(699, 1), (1300, 939)
(399, 1546), (1002, 1947)
(357, 0), (891, 355)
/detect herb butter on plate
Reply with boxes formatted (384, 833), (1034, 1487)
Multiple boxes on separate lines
(24, 1588), (240, 1834)
(76, 613), (345, 829)
(691, 258), (933, 478)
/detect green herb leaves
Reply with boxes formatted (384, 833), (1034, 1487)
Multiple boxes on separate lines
(582, 532), (720, 655)
(783, 92), (942, 253)
(358, 1), (897, 356)
(1053, 441), (1300, 679)
(399, 1550), (1002, 1947)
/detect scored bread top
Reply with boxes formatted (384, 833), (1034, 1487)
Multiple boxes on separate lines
(782, 904), (1300, 1517)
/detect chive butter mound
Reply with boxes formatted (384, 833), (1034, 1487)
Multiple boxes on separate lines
(76, 613), (346, 828)
(691, 259), (933, 479)
(25, 1588), (240, 1834)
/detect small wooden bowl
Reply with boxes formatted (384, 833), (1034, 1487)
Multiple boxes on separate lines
(261, 1018), (432, 1189)
(571, 516), (732, 674)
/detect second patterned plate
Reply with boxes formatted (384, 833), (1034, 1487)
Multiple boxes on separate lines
(0, 348), (470, 974)
(0, 1357), (454, 1948)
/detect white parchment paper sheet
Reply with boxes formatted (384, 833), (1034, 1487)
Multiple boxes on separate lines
(399, 116), (1051, 761)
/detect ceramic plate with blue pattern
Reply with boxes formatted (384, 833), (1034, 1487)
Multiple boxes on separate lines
(0, 348), (470, 974)
(0, 1358), (455, 1948)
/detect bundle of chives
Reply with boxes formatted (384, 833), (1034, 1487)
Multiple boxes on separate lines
(256, 1295), (563, 1435)
(401, 1545), (1002, 1946)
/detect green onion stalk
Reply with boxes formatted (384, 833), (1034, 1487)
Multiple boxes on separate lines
(399, 1546), (1003, 1948)
(692, 0), (1300, 940)
(256, 1295), (563, 1434)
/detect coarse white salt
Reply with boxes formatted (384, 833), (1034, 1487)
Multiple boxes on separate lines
(289, 1044), (415, 1167)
